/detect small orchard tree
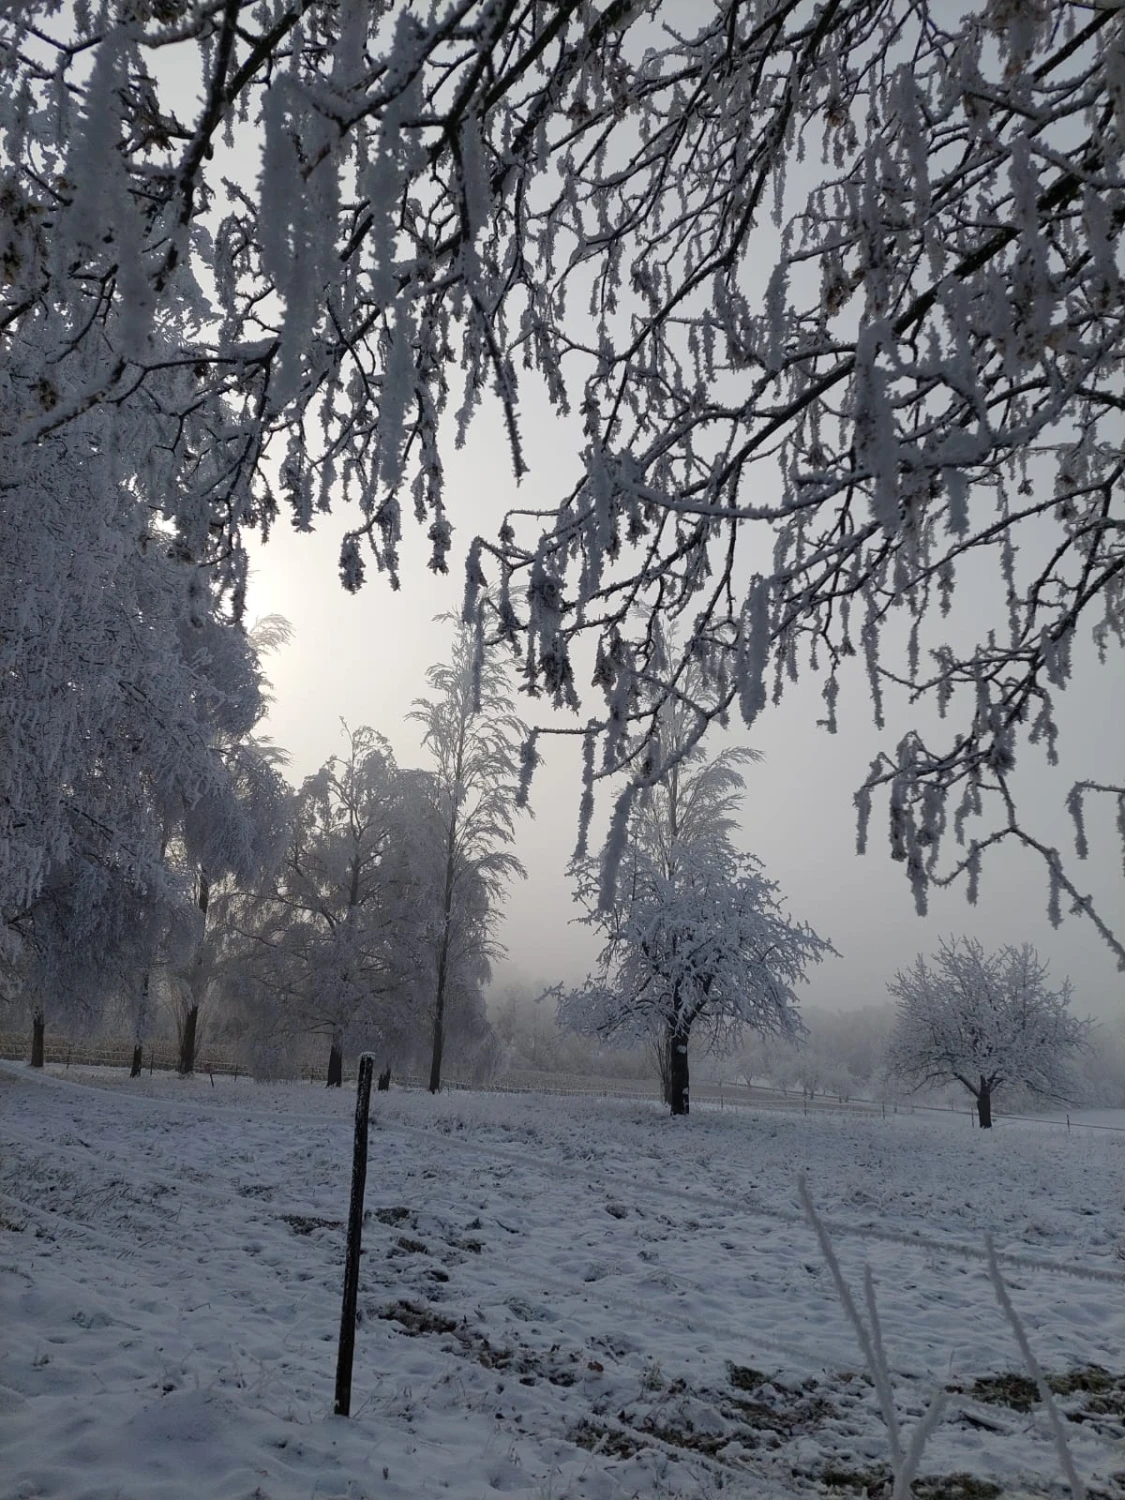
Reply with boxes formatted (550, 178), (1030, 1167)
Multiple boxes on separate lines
(885, 938), (1090, 1128)
(409, 621), (527, 1093)
(560, 844), (832, 1116)
(558, 651), (833, 1115)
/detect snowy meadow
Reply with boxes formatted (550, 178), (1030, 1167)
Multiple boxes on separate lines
(1, 1064), (1123, 1500)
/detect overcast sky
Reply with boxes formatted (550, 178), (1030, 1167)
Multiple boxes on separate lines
(247, 387), (1125, 1026)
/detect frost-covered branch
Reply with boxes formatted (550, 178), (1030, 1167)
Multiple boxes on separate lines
(2, 0), (1122, 954)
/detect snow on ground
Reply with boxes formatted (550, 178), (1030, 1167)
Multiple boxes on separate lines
(1, 1063), (1123, 1500)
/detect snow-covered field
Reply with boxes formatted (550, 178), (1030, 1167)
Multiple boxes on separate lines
(1, 1064), (1123, 1500)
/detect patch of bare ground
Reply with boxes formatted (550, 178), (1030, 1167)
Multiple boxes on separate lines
(375, 1299), (589, 1387)
(948, 1364), (1125, 1438)
(372, 1296), (1125, 1495)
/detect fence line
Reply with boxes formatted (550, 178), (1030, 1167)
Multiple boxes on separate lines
(0, 1032), (244, 1078)
(2, 1033), (1122, 1132)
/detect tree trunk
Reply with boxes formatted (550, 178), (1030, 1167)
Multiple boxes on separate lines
(178, 1005), (199, 1076)
(179, 871), (209, 1079)
(977, 1077), (993, 1129)
(653, 1032), (674, 1106)
(429, 808), (459, 1095)
(131, 972), (151, 1077)
(668, 1026), (690, 1117)
(428, 996), (445, 1094)
(327, 1040), (343, 1088)
(30, 1012), (44, 1069)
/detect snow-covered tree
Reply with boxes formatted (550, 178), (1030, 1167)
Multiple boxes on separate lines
(750, 1006), (898, 1101)
(0, 208), (286, 1051)
(4, 853), (187, 1069)
(2, 4), (1122, 957)
(409, 621), (527, 1092)
(559, 652), (833, 1114)
(1076, 1019), (1125, 1108)
(166, 736), (293, 1076)
(885, 938), (1090, 1127)
(0, 423), (287, 1060)
(168, 622), (294, 1076)
(561, 844), (832, 1116)
(246, 726), (419, 1084)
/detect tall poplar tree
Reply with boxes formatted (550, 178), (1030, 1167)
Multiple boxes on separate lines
(410, 622), (527, 1092)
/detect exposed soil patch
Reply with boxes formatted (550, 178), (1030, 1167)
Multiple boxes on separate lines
(815, 1462), (892, 1495)
(914, 1477), (1003, 1500)
(1050, 1366), (1125, 1439)
(950, 1364), (1125, 1436)
(278, 1213), (342, 1236)
(571, 1420), (644, 1460)
(961, 1372), (1040, 1412)
(377, 1300), (459, 1337)
(570, 1365), (843, 1472)
(726, 1362), (767, 1392)
(393, 1235), (429, 1255)
(372, 1205), (411, 1227)
(376, 1299), (585, 1386)
(716, 1370), (837, 1442)
(812, 1464), (1003, 1499)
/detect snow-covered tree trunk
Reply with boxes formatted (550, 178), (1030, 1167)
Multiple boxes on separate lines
(428, 931), (449, 1095)
(179, 873), (210, 1076)
(178, 1006), (199, 1079)
(667, 1018), (690, 1118)
(327, 1036), (343, 1089)
(977, 1077), (993, 1130)
(30, 1010), (44, 1069)
(428, 806), (459, 1095)
(129, 971), (151, 1078)
(650, 1031), (674, 1107)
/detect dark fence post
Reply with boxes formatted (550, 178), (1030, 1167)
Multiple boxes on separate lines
(334, 1052), (375, 1417)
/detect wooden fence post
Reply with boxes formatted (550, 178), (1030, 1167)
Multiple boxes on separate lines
(334, 1052), (375, 1417)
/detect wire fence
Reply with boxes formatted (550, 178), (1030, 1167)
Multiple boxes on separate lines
(0, 1032), (245, 1079)
(3, 1032), (1122, 1132)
